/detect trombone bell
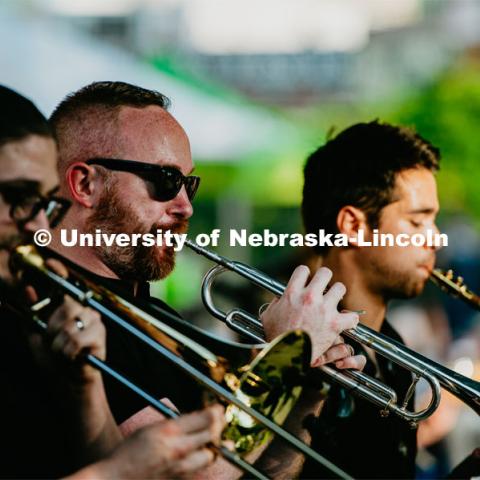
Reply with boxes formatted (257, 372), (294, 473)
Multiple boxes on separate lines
(224, 329), (310, 453)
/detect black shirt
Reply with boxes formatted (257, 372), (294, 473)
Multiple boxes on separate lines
(0, 273), (201, 478)
(447, 449), (480, 479)
(302, 320), (417, 479)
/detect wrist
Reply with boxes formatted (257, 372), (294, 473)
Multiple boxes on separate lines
(74, 458), (118, 480)
(69, 377), (111, 424)
(68, 372), (104, 397)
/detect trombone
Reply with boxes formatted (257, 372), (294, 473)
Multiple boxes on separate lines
(6, 244), (350, 480)
(185, 239), (480, 426)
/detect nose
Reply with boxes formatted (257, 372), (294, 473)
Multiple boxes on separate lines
(23, 209), (49, 234)
(167, 185), (193, 220)
(424, 222), (442, 252)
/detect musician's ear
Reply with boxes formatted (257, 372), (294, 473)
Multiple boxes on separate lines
(336, 206), (368, 247)
(65, 162), (99, 208)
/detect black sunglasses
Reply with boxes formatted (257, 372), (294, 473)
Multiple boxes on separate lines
(86, 158), (201, 202)
(5, 186), (71, 228)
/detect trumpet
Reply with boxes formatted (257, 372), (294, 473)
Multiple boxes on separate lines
(185, 240), (480, 425)
(5, 244), (350, 480)
(430, 268), (480, 310)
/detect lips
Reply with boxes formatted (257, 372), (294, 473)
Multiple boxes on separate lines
(417, 256), (435, 275)
(418, 263), (435, 275)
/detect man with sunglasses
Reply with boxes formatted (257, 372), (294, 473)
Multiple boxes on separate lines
(49, 81), (365, 477)
(0, 84), (225, 479)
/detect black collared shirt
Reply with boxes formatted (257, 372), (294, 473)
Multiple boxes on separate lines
(302, 320), (417, 479)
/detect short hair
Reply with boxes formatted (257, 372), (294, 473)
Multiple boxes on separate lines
(0, 85), (52, 147)
(50, 81), (171, 128)
(302, 120), (440, 254)
(49, 81), (172, 176)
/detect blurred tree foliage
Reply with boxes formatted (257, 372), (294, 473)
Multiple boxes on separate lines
(155, 56), (480, 304)
(290, 59), (480, 220)
(392, 60), (480, 218)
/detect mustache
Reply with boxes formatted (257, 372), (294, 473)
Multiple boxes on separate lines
(150, 220), (189, 236)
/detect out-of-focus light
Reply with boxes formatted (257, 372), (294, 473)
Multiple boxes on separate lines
(184, 0), (370, 54)
(182, 0), (421, 55)
(39, 0), (141, 16)
(365, 0), (421, 31)
(453, 357), (475, 378)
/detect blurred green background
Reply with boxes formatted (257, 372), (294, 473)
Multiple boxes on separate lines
(2, 1), (480, 475)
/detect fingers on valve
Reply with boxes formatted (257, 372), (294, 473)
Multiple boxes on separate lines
(284, 265), (311, 296)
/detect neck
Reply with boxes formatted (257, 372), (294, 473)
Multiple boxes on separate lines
(319, 249), (387, 332)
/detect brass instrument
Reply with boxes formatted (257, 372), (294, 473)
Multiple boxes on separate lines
(431, 268), (480, 310)
(185, 240), (480, 425)
(6, 244), (350, 480)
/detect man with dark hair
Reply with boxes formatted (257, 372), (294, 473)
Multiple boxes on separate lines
(48, 80), (366, 478)
(300, 120), (441, 478)
(0, 84), (225, 479)
(0, 84), (53, 142)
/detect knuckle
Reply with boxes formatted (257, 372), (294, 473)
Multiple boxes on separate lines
(330, 315), (340, 333)
(341, 344), (350, 358)
(302, 290), (315, 306)
(170, 441), (189, 461)
(348, 313), (359, 327)
(63, 295), (75, 307)
(282, 289), (294, 304)
(161, 419), (182, 437)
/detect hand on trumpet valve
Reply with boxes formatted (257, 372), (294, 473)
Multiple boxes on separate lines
(260, 265), (364, 369)
(314, 335), (366, 370)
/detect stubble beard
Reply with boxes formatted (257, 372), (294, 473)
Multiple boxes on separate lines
(85, 186), (188, 282)
(368, 255), (430, 301)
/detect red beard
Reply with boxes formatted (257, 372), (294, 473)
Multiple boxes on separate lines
(85, 185), (188, 282)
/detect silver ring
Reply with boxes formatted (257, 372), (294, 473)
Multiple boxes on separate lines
(258, 302), (271, 316)
(75, 316), (85, 331)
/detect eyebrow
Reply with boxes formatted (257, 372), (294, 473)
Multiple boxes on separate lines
(407, 208), (439, 215)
